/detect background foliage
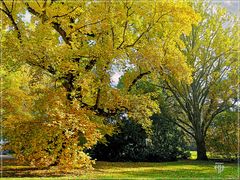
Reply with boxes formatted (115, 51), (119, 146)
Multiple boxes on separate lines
(206, 110), (239, 160)
(90, 113), (189, 162)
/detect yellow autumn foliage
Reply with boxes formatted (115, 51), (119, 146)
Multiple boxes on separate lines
(1, 0), (200, 169)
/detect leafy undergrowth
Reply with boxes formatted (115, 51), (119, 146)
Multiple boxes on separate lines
(1, 158), (238, 179)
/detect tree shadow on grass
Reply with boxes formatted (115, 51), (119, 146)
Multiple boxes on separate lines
(2, 167), (68, 178)
(2, 159), (84, 178)
(2, 166), (87, 178)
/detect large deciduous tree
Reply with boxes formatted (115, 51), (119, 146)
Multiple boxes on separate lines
(1, 0), (199, 168)
(160, 1), (239, 160)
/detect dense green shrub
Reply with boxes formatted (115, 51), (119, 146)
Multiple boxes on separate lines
(89, 114), (190, 162)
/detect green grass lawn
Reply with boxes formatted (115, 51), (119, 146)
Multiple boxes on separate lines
(189, 151), (197, 160)
(189, 151), (212, 160)
(2, 159), (238, 179)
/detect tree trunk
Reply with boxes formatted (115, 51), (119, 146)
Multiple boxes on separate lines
(195, 135), (208, 160)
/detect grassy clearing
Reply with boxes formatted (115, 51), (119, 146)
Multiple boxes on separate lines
(189, 151), (197, 160)
(2, 158), (238, 179)
(189, 151), (212, 160)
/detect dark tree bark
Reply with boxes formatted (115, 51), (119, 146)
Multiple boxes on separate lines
(195, 132), (208, 160)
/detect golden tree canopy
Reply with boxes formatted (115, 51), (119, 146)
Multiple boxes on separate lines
(1, 0), (200, 169)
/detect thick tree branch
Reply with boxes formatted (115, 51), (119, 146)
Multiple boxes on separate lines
(128, 71), (151, 92)
(174, 120), (195, 138)
(0, 7), (7, 14)
(25, 2), (71, 45)
(165, 81), (191, 117)
(24, 2), (41, 16)
(1, 0), (22, 41)
(52, 22), (71, 45)
(203, 98), (237, 137)
(176, 117), (194, 131)
(26, 60), (56, 75)
(79, 99), (127, 118)
(29, 53), (57, 75)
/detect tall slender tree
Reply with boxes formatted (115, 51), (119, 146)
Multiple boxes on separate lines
(161, 1), (239, 160)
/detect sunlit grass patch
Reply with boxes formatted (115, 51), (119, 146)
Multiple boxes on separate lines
(189, 151), (211, 160)
(82, 161), (238, 179)
(2, 159), (238, 179)
(190, 151), (197, 160)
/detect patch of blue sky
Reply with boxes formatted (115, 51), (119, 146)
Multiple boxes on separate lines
(110, 58), (136, 87)
(19, 10), (31, 24)
(213, 0), (239, 16)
